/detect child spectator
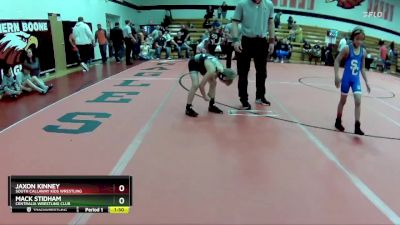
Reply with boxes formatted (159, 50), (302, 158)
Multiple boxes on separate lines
(276, 38), (292, 63)
(139, 37), (154, 60)
(1, 65), (22, 99)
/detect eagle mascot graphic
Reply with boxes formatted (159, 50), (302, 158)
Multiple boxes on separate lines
(0, 32), (38, 66)
(326, 0), (365, 9)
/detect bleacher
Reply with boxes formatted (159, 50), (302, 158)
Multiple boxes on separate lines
(165, 18), (399, 74)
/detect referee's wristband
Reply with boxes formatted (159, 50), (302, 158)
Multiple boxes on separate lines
(232, 37), (240, 43)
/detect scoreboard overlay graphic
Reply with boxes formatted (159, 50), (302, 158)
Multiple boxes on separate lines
(8, 176), (132, 214)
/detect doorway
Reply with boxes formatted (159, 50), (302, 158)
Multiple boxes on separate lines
(48, 13), (67, 72)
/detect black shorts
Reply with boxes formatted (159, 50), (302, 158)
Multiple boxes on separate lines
(188, 58), (206, 75)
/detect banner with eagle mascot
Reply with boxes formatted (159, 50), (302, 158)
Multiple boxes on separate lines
(0, 20), (55, 76)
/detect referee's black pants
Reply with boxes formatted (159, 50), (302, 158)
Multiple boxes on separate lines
(124, 38), (133, 64)
(225, 42), (234, 69)
(237, 36), (268, 104)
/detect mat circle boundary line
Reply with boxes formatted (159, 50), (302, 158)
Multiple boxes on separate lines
(298, 76), (396, 99)
(179, 73), (400, 141)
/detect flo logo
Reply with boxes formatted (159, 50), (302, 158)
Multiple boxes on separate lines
(0, 32), (38, 65)
(363, 11), (383, 17)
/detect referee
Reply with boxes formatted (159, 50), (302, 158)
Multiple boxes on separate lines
(123, 20), (136, 65)
(232, 0), (275, 109)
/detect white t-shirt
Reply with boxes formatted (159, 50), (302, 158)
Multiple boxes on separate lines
(224, 23), (242, 42)
(73, 22), (94, 45)
(140, 44), (151, 57)
(338, 38), (347, 52)
(232, 0), (274, 38)
(123, 25), (132, 38)
(196, 38), (209, 53)
(163, 33), (173, 42)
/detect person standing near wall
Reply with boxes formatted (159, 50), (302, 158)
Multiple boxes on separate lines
(274, 10), (282, 29)
(221, 2), (229, 19)
(73, 17), (95, 72)
(337, 34), (347, 67)
(95, 24), (108, 64)
(232, 0), (275, 109)
(123, 20), (136, 65)
(388, 41), (398, 71)
(110, 22), (124, 63)
(378, 40), (388, 72)
(224, 21), (234, 68)
(217, 6), (222, 19)
(205, 5), (214, 20)
(131, 23), (140, 60)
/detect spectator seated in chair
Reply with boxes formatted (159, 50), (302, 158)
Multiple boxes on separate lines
(302, 40), (312, 61)
(154, 31), (171, 60)
(323, 44), (335, 66)
(1, 65), (23, 99)
(268, 36), (279, 62)
(309, 41), (322, 65)
(275, 38), (292, 63)
(212, 19), (221, 29)
(288, 28), (296, 42)
(208, 27), (223, 56)
(173, 31), (191, 59)
(365, 53), (373, 71)
(203, 18), (212, 29)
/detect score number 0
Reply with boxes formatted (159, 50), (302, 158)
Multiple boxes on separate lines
(118, 185), (126, 205)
